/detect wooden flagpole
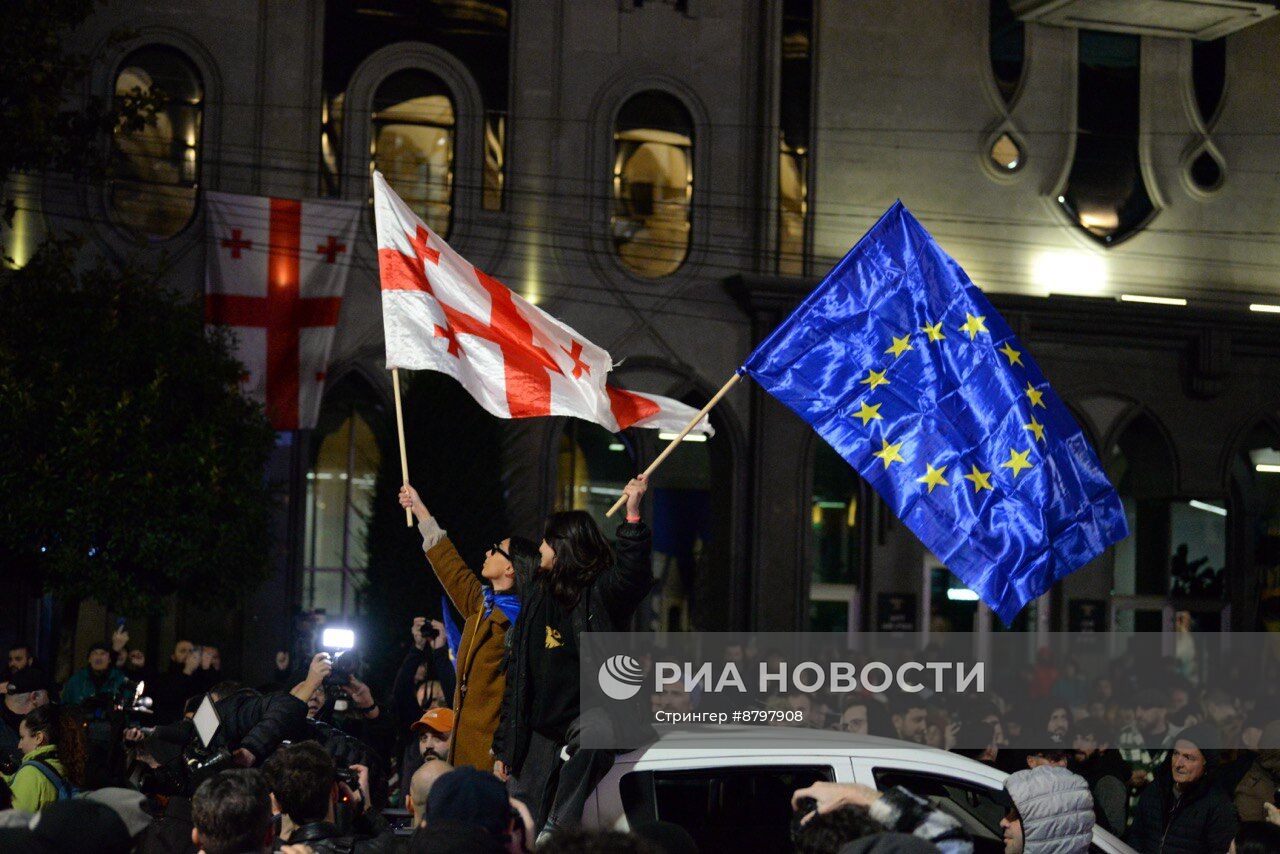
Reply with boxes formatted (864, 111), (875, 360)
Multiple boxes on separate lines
(391, 368), (413, 527)
(605, 372), (742, 518)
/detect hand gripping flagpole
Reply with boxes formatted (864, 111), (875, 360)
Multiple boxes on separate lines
(391, 367), (413, 527)
(605, 372), (742, 518)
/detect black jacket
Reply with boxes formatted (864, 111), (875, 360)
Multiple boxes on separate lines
(1125, 761), (1238, 854)
(150, 688), (309, 763)
(279, 815), (398, 854)
(303, 718), (390, 811)
(492, 522), (652, 774)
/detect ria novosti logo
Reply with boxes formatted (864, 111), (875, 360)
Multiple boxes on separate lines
(597, 654), (645, 700)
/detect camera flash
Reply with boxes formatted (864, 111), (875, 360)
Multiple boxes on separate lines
(322, 628), (355, 650)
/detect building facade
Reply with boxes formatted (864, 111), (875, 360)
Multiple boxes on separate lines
(13, 0), (1280, 678)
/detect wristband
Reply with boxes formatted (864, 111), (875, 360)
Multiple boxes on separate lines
(626, 514), (641, 523)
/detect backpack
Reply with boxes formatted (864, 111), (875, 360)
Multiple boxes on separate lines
(19, 758), (76, 801)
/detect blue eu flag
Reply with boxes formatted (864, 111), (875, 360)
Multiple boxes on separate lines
(741, 202), (1127, 623)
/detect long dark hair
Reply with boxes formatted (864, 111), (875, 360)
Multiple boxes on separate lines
(541, 510), (613, 609)
(505, 536), (539, 596)
(22, 703), (87, 787)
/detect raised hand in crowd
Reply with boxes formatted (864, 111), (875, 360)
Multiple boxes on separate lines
(428, 619), (446, 650)
(183, 645), (201, 676)
(621, 474), (648, 519)
(411, 616), (428, 650)
(398, 484), (431, 523)
(290, 652), (332, 704)
(348, 674), (380, 718)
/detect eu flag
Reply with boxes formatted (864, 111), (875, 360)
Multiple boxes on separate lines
(741, 202), (1127, 623)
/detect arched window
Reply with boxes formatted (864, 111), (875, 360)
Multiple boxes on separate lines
(1109, 413), (1227, 631)
(1058, 31), (1155, 245)
(809, 444), (863, 631)
(110, 46), (203, 240)
(372, 70), (455, 237)
(304, 408), (381, 617)
(612, 92), (693, 278)
(1231, 422), (1280, 630)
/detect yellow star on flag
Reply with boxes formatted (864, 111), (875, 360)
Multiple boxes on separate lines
(963, 464), (993, 493)
(885, 335), (913, 358)
(959, 313), (989, 339)
(1024, 382), (1045, 408)
(998, 342), (1023, 366)
(917, 463), (949, 493)
(873, 438), (906, 468)
(1000, 448), (1034, 478)
(1024, 417), (1046, 442)
(860, 369), (889, 390)
(853, 401), (883, 426)
(921, 322), (945, 342)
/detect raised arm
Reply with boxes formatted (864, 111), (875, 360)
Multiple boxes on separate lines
(400, 484), (484, 615)
(595, 476), (655, 623)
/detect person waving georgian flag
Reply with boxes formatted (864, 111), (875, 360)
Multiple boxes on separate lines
(373, 171), (711, 436)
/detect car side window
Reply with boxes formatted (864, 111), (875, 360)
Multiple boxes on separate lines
(872, 768), (1007, 854)
(621, 764), (834, 852)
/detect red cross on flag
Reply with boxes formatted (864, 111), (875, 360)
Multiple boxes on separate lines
(205, 191), (361, 430)
(373, 172), (712, 436)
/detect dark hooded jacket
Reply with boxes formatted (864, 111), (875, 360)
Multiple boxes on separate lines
(1125, 759), (1238, 854)
(492, 521), (651, 775)
(1233, 722), (1280, 823)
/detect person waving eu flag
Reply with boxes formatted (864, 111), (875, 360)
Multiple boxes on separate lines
(741, 201), (1127, 624)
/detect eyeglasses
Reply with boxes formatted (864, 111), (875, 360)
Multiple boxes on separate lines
(490, 542), (510, 560)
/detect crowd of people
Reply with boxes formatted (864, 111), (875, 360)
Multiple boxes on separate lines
(1, 475), (1279, 852)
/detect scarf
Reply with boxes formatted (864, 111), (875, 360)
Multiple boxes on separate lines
(483, 587), (522, 625)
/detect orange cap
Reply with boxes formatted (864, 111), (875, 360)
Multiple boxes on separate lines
(410, 706), (455, 735)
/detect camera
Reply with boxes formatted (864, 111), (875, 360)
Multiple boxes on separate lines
(323, 648), (361, 689)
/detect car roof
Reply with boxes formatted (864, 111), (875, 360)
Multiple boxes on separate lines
(616, 725), (1008, 777)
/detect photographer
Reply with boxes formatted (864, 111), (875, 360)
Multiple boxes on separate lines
(390, 618), (453, 745)
(263, 741), (396, 852)
(138, 682), (309, 772)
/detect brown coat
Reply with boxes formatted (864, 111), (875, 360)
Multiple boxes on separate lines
(1234, 749), (1280, 822)
(426, 537), (511, 772)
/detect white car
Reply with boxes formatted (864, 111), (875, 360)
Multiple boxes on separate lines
(584, 726), (1135, 853)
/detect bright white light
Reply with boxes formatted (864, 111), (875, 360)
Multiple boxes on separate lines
(322, 628), (355, 650)
(587, 486), (625, 497)
(1250, 303), (1280, 314)
(1120, 295), (1186, 306)
(658, 432), (707, 443)
(1032, 250), (1106, 297)
(1188, 500), (1227, 517)
(946, 588), (980, 602)
(608, 443), (625, 452)
(1257, 464), (1280, 474)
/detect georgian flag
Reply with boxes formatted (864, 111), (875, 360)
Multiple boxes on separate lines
(205, 192), (361, 430)
(374, 172), (712, 436)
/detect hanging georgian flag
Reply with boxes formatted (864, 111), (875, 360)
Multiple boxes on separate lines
(373, 172), (712, 436)
(204, 192), (362, 430)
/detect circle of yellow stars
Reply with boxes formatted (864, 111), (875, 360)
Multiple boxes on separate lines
(853, 311), (1051, 495)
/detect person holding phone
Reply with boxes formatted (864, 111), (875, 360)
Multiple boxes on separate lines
(398, 484), (540, 775)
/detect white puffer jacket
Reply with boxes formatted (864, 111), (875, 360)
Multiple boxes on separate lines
(1005, 766), (1096, 854)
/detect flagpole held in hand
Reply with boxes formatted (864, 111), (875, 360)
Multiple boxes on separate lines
(391, 367), (413, 527)
(605, 372), (742, 518)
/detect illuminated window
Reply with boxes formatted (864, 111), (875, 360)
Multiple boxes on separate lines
(556, 421), (636, 529)
(809, 444), (863, 631)
(110, 46), (202, 240)
(1058, 31), (1155, 245)
(484, 110), (506, 211)
(989, 133), (1023, 172)
(304, 409), (380, 617)
(612, 92), (693, 278)
(1236, 424), (1280, 631)
(372, 70), (455, 237)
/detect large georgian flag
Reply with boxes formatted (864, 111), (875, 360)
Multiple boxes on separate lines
(205, 192), (362, 430)
(373, 172), (712, 436)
